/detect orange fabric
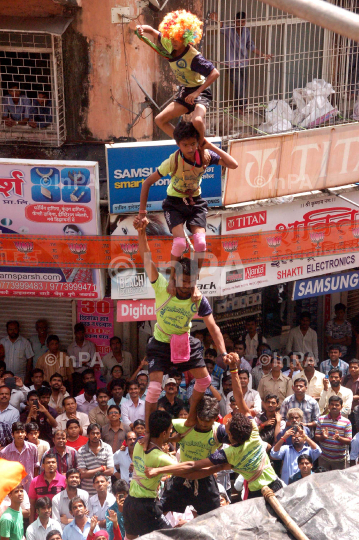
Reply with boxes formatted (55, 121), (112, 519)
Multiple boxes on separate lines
(0, 458), (27, 504)
(223, 413), (233, 425)
(2, 220), (359, 269)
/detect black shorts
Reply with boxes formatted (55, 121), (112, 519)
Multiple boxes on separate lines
(163, 195), (208, 233)
(247, 477), (282, 499)
(174, 86), (212, 113)
(146, 336), (205, 375)
(123, 494), (172, 536)
(160, 475), (220, 515)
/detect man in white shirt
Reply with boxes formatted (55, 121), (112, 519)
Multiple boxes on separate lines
(26, 496), (62, 540)
(52, 468), (90, 530)
(293, 352), (325, 400)
(1, 371), (29, 411)
(89, 472), (116, 528)
(286, 312), (319, 360)
(121, 381), (145, 429)
(226, 369), (261, 416)
(319, 368), (353, 418)
(243, 317), (267, 363)
(75, 382), (98, 415)
(55, 396), (90, 434)
(113, 431), (136, 484)
(0, 320), (34, 383)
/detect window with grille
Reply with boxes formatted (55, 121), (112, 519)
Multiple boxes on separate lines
(0, 31), (65, 146)
(203, 0), (359, 140)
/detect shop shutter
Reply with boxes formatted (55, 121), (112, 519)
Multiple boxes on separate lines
(347, 289), (359, 322)
(0, 298), (74, 349)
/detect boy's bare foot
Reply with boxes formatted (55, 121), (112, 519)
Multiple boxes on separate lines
(167, 277), (176, 296)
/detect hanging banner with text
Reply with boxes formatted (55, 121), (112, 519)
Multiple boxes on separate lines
(1, 220), (359, 270)
(0, 158), (103, 299)
(224, 123), (359, 205)
(77, 299), (114, 356)
(293, 270), (359, 300)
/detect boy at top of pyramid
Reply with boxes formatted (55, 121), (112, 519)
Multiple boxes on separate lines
(136, 9), (218, 148)
(137, 121), (237, 296)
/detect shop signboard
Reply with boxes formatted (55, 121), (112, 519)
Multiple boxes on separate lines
(106, 138), (222, 213)
(292, 270), (359, 300)
(77, 300), (114, 356)
(224, 123), (359, 205)
(221, 252), (358, 295)
(0, 158), (103, 299)
(117, 299), (157, 322)
(222, 190), (359, 235)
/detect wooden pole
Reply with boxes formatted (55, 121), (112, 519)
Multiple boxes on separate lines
(257, 0), (359, 42)
(261, 486), (310, 540)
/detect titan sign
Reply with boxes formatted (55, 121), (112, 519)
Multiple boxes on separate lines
(224, 123), (359, 204)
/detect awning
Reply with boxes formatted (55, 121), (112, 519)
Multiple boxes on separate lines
(0, 16), (73, 35)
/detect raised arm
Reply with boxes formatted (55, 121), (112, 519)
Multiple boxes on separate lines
(133, 216), (158, 283)
(224, 354), (251, 416)
(136, 25), (160, 40)
(139, 171), (162, 214)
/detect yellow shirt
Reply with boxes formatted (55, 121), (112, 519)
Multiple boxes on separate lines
(160, 38), (206, 87)
(158, 150), (209, 198)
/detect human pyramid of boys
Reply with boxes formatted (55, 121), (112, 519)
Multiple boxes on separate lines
(0, 9), (354, 540)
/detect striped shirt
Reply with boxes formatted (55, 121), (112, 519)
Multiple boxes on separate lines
(316, 413), (352, 461)
(0, 441), (39, 493)
(41, 446), (78, 474)
(77, 440), (114, 496)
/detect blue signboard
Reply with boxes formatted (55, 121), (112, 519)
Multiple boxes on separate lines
(106, 138), (222, 213)
(293, 270), (359, 300)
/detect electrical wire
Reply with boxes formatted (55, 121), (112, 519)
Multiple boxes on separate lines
(121, 18), (135, 134)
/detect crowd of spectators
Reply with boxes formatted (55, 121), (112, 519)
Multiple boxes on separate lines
(0, 303), (358, 539)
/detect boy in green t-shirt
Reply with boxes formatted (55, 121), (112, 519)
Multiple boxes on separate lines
(0, 484), (24, 540)
(123, 410), (175, 538)
(160, 395), (224, 515)
(138, 122), (238, 297)
(145, 355), (282, 499)
(134, 217), (238, 434)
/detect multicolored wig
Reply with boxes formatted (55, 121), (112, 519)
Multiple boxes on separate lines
(159, 10), (203, 46)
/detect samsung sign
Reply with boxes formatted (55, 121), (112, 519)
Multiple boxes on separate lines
(106, 139), (222, 213)
(293, 270), (359, 300)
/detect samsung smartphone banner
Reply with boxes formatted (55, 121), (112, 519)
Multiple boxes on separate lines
(106, 138), (222, 213)
(0, 158), (103, 299)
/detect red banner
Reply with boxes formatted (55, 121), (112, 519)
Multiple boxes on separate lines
(0, 220), (359, 269)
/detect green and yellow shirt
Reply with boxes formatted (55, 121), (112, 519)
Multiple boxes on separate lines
(173, 419), (222, 461)
(160, 37), (214, 88)
(151, 273), (212, 343)
(130, 441), (176, 499)
(208, 420), (277, 492)
(157, 149), (220, 199)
